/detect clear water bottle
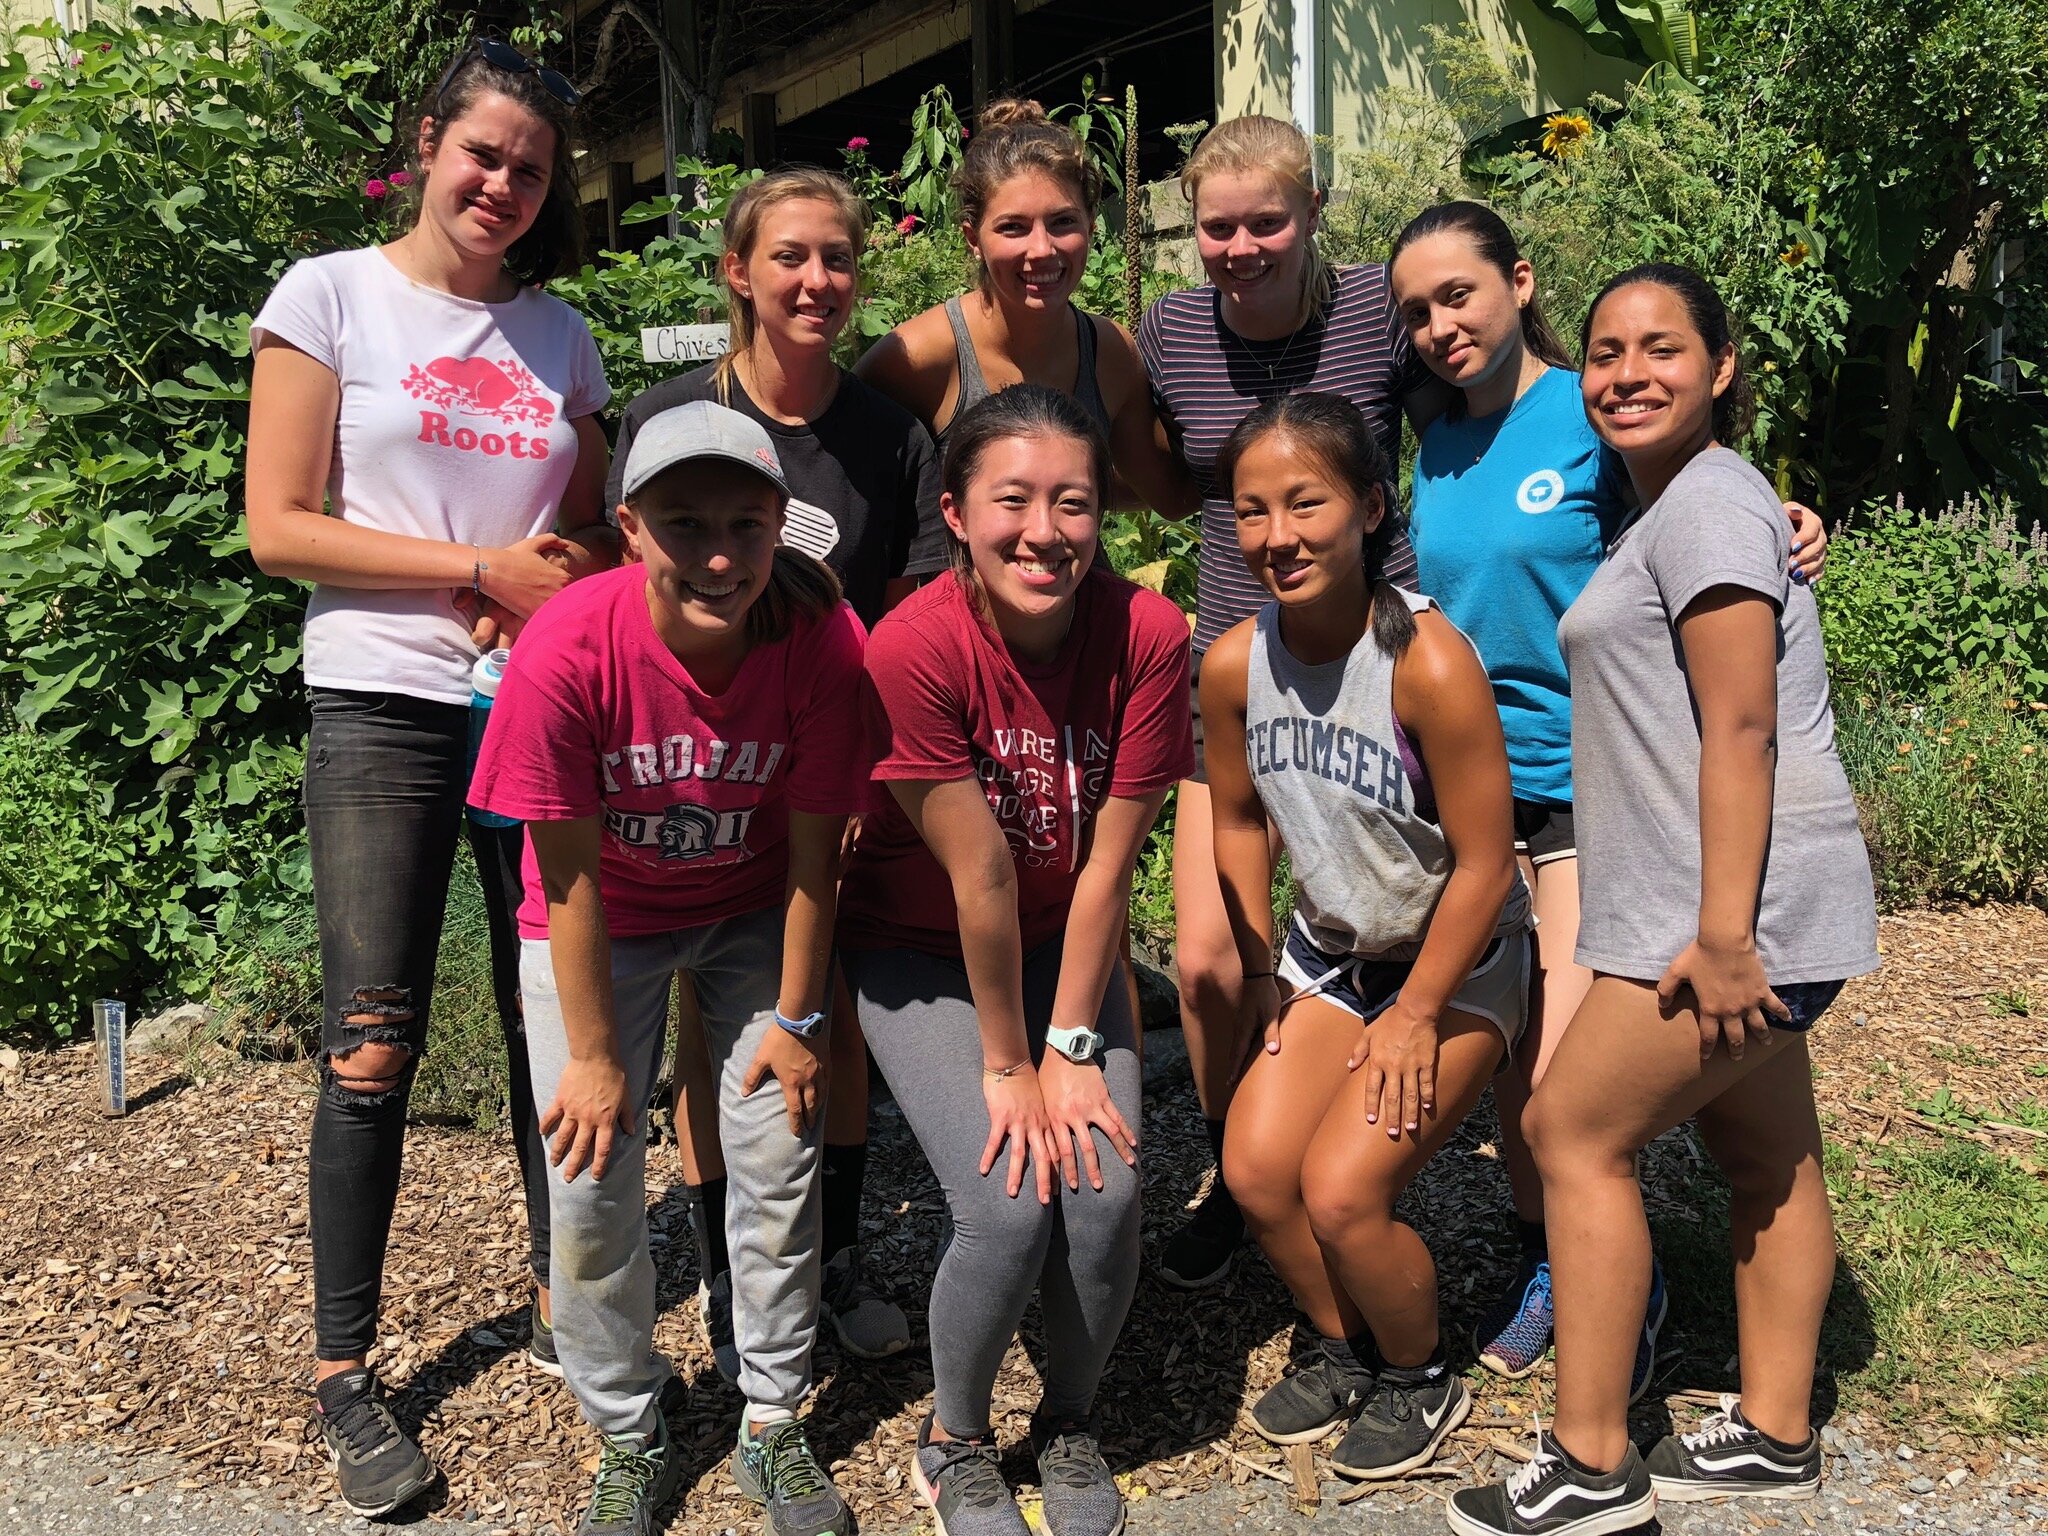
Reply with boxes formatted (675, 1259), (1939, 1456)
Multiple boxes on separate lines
(467, 648), (520, 828)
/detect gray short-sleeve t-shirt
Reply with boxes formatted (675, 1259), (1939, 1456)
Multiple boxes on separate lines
(1559, 447), (1877, 985)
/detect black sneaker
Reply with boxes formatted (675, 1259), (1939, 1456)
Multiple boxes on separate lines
(1445, 1430), (1655, 1536)
(1159, 1177), (1243, 1289)
(1030, 1413), (1125, 1536)
(528, 1296), (563, 1378)
(579, 1413), (684, 1536)
(312, 1369), (435, 1518)
(733, 1414), (854, 1536)
(1645, 1394), (1821, 1502)
(912, 1413), (1030, 1536)
(1331, 1369), (1470, 1480)
(1249, 1336), (1375, 1444)
(1628, 1264), (1667, 1406)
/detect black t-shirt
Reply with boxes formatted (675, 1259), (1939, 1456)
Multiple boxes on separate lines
(604, 364), (949, 627)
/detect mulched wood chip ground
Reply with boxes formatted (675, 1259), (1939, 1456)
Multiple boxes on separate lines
(1, 906), (2042, 1532)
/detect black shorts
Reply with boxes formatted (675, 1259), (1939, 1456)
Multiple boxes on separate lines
(1772, 978), (1847, 1033)
(1512, 799), (1575, 865)
(1187, 650), (1207, 785)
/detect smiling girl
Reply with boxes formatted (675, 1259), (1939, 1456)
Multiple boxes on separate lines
(471, 402), (865, 1536)
(606, 168), (949, 1375)
(856, 98), (1190, 508)
(839, 387), (1192, 1536)
(1203, 393), (1530, 1480)
(246, 40), (611, 1517)
(1446, 267), (1876, 1536)
(1387, 202), (1828, 1396)
(1137, 114), (1447, 1288)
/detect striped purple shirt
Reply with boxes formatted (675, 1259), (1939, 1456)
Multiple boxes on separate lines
(1139, 264), (1428, 653)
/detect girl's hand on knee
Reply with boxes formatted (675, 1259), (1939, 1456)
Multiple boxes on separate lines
(1040, 1051), (1138, 1193)
(543, 1054), (633, 1182)
(980, 1065), (1057, 1205)
(1351, 1000), (1440, 1139)
(742, 1027), (825, 1137)
(1658, 937), (1789, 1061)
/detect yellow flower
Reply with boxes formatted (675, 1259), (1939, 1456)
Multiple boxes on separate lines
(2024, 745), (2038, 757)
(1781, 241), (1810, 267)
(1542, 113), (1594, 159)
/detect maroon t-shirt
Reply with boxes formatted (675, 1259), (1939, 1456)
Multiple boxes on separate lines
(839, 567), (1194, 956)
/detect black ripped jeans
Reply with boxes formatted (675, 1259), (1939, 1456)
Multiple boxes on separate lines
(304, 687), (549, 1361)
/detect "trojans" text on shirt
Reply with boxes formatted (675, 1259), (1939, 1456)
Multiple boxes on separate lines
(603, 736), (786, 792)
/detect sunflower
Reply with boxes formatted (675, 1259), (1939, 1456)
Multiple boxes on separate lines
(1541, 112), (1593, 159)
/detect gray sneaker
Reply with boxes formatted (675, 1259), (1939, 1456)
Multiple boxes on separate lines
(733, 1415), (853, 1536)
(1031, 1414), (1125, 1536)
(824, 1246), (910, 1359)
(578, 1414), (683, 1536)
(912, 1414), (1030, 1536)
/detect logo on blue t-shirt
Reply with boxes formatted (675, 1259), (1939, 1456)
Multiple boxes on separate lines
(1516, 469), (1566, 514)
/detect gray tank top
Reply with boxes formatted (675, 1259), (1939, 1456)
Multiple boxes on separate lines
(935, 294), (1114, 449)
(1247, 588), (1530, 960)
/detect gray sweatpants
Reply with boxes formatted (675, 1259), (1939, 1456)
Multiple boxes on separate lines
(522, 905), (822, 1438)
(845, 939), (1141, 1439)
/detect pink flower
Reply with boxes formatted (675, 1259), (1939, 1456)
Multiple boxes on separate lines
(27, 76), (43, 89)
(70, 52), (83, 67)
(363, 178), (389, 200)
(388, 171), (414, 188)
(896, 213), (919, 234)
(99, 42), (112, 52)
(846, 136), (870, 151)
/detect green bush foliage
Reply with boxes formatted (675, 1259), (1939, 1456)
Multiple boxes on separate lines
(1835, 669), (2048, 907)
(1819, 496), (2048, 697)
(0, 6), (381, 1025)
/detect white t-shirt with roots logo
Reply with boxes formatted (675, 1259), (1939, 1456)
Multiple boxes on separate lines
(251, 247), (611, 706)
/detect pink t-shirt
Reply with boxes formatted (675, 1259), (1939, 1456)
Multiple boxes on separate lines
(839, 568), (1194, 957)
(469, 565), (872, 939)
(250, 247), (610, 706)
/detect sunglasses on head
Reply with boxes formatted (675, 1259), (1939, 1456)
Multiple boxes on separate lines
(433, 37), (581, 114)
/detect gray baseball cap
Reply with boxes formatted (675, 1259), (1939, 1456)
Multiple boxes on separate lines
(620, 398), (790, 501)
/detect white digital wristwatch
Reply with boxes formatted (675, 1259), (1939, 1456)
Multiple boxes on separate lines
(1045, 1024), (1105, 1064)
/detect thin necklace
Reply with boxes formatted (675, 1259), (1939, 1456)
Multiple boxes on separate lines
(1223, 280), (1317, 393)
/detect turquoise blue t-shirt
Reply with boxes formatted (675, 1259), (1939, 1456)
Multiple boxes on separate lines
(1411, 366), (1630, 807)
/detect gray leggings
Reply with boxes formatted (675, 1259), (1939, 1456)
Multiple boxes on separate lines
(846, 940), (1141, 1438)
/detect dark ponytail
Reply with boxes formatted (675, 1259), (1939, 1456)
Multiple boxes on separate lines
(1390, 200), (1575, 373)
(1581, 262), (1755, 444)
(1214, 392), (1416, 658)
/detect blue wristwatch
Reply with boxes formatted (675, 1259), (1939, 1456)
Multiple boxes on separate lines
(774, 1008), (827, 1040)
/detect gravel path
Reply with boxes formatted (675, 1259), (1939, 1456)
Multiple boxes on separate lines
(6, 1432), (2044, 1535)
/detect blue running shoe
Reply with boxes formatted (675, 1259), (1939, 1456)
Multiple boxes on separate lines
(1474, 1258), (1553, 1379)
(1631, 1261), (1668, 1405)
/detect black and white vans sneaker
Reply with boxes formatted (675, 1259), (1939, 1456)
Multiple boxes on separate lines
(1330, 1368), (1469, 1479)
(1644, 1394), (1821, 1502)
(1445, 1430), (1654, 1536)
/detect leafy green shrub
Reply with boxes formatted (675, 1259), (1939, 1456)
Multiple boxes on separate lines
(0, 731), (149, 1031)
(0, 7), (384, 1013)
(1819, 495), (2048, 697)
(1836, 669), (2048, 906)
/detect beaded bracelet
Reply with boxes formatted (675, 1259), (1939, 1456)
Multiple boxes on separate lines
(983, 1060), (1029, 1080)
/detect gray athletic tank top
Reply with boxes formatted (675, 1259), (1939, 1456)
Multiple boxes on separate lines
(936, 294), (1114, 449)
(1246, 588), (1531, 960)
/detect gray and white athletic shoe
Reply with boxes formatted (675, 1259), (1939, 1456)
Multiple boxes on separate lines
(578, 1414), (683, 1536)
(912, 1414), (1030, 1536)
(1330, 1369), (1470, 1480)
(1031, 1414), (1126, 1536)
(823, 1245), (910, 1359)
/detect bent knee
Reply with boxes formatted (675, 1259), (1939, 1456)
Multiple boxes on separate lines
(1222, 1142), (1298, 1222)
(1301, 1164), (1392, 1243)
(1524, 1093), (1632, 1184)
